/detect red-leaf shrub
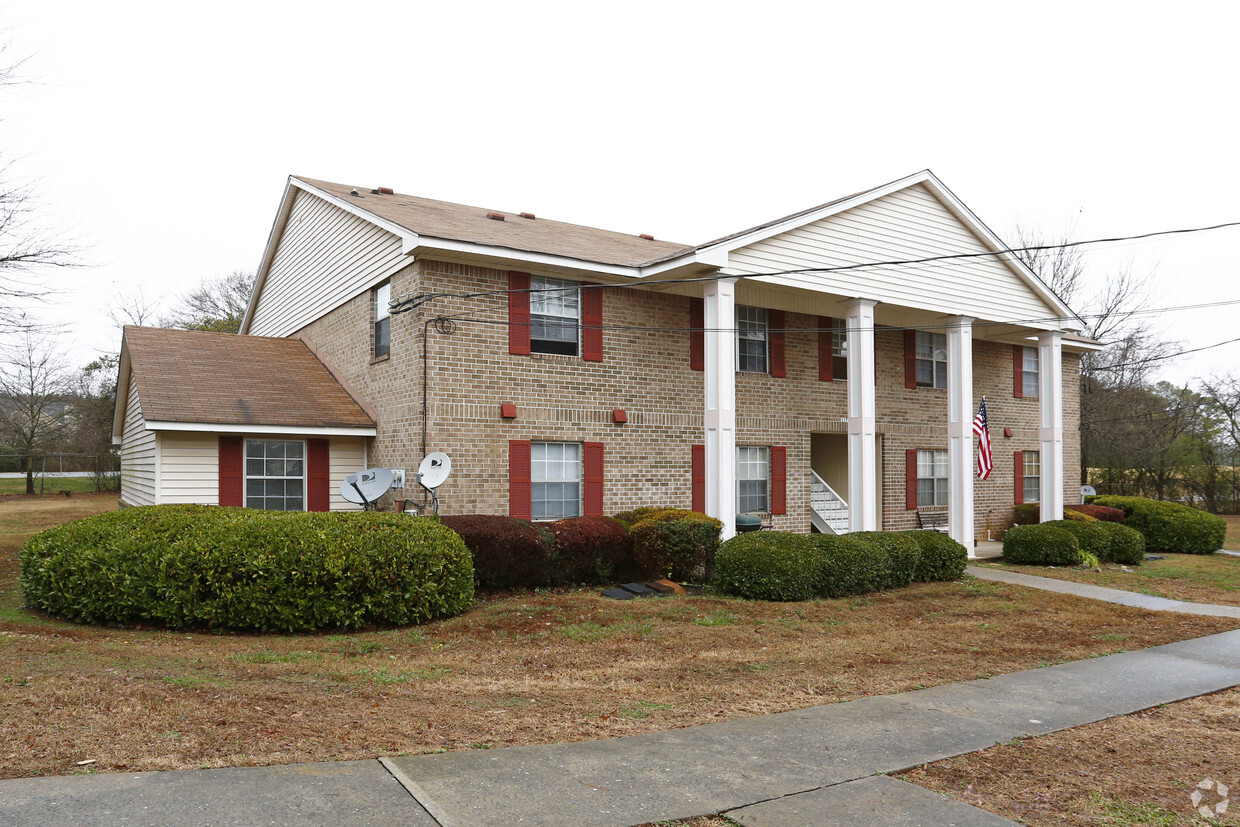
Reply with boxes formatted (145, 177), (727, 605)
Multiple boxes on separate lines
(547, 516), (632, 584)
(1065, 504), (1125, 523)
(439, 515), (552, 589)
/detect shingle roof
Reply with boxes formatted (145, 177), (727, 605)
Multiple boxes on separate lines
(123, 326), (374, 429)
(295, 176), (695, 268)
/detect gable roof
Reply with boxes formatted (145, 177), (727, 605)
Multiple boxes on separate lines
(115, 326), (375, 437)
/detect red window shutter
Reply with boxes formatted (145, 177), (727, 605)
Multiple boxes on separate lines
(219, 436), (244, 507)
(508, 271), (531, 355)
(583, 442), (604, 516)
(1013, 345), (1024, 398)
(770, 446), (787, 515)
(689, 298), (704, 371)
(307, 438), (330, 512)
(818, 316), (833, 382)
(582, 284), (603, 362)
(904, 330), (918, 389)
(1014, 451), (1025, 505)
(509, 440), (532, 520)
(691, 444), (705, 512)
(905, 449), (918, 510)
(769, 310), (786, 377)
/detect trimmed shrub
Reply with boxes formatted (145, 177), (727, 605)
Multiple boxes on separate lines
(716, 531), (817, 601)
(904, 531), (968, 582)
(1012, 503), (1040, 525)
(1091, 496), (1226, 554)
(1045, 519), (1110, 560)
(21, 505), (474, 631)
(546, 516), (631, 584)
(847, 531), (920, 590)
(441, 515), (552, 589)
(808, 534), (890, 598)
(629, 509), (722, 581)
(612, 507), (671, 529)
(1061, 509), (1099, 522)
(1066, 504), (1126, 523)
(1002, 523), (1082, 566)
(1094, 521), (1146, 565)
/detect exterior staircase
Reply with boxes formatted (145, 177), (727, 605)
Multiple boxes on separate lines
(810, 470), (849, 534)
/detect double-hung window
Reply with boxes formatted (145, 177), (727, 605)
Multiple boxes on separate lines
(245, 439), (305, 511)
(832, 317), (848, 380)
(915, 332), (947, 388)
(917, 449), (949, 508)
(374, 282), (391, 358)
(530, 276), (580, 356)
(736, 446), (770, 513)
(736, 306), (768, 373)
(1022, 346), (1039, 397)
(531, 441), (581, 520)
(1023, 450), (1041, 504)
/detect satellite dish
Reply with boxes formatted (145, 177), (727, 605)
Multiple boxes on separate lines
(1081, 484), (1097, 499)
(418, 452), (452, 490)
(341, 467), (395, 507)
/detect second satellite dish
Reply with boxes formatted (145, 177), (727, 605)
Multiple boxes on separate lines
(418, 452), (452, 490)
(341, 467), (395, 507)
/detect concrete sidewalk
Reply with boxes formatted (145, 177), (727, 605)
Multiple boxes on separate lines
(4, 572), (1240, 826)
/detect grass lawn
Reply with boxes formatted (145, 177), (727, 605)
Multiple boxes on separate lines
(1, 496), (1238, 789)
(1225, 513), (1240, 549)
(0, 477), (114, 496)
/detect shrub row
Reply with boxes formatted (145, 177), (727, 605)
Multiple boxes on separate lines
(1065, 504), (1126, 522)
(715, 529), (967, 602)
(20, 506), (475, 632)
(1002, 520), (1146, 566)
(1090, 496), (1225, 554)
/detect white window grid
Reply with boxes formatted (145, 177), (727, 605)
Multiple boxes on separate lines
(374, 282), (391, 358)
(531, 441), (582, 521)
(736, 306), (769, 373)
(917, 449), (949, 508)
(530, 276), (581, 348)
(1022, 346), (1039, 397)
(832, 317), (848, 380)
(736, 445), (770, 513)
(915, 331), (948, 388)
(244, 439), (306, 511)
(1024, 451), (1041, 503)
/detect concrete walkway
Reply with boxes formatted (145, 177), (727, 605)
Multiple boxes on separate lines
(4, 581), (1240, 826)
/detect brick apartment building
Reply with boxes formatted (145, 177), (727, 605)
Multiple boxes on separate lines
(114, 170), (1098, 552)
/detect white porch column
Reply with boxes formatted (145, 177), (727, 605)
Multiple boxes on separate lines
(704, 279), (738, 540)
(946, 316), (976, 551)
(845, 299), (878, 532)
(1038, 331), (1065, 522)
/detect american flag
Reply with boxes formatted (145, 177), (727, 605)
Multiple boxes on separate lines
(972, 398), (993, 480)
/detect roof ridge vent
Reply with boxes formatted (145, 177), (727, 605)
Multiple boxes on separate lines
(519, 212), (536, 220)
(486, 211), (506, 221)
(639, 233), (655, 240)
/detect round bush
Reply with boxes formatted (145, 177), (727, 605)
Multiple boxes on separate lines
(1091, 496), (1226, 554)
(904, 531), (968, 582)
(1012, 503), (1040, 525)
(440, 514), (551, 589)
(1002, 524), (1082, 566)
(547, 516), (631, 585)
(1061, 509), (1099, 522)
(1094, 521), (1146, 565)
(808, 534), (890, 598)
(847, 531), (920, 590)
(629, 509), (722, 581)
(1044, 519), (1111, 560)
(21, 505), (475, 631)
(716, 531), (817, 601)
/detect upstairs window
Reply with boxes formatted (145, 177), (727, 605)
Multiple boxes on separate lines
(832, 318), (848, 380)
(245, 439), (305, 511)
(736, 306), (768, 373)
(1023, 450), (1041, 503)
(1022, 346), (1039, 397)
(530, 276), (580, 356)
(374, 282), (391, 358)
(917, 449), (949, 508)
(915, 331), (947, 388)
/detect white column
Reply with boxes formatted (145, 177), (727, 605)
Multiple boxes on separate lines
(1039, 331), (1065, 522)
(704, 279), (738, 540)
(845, 299), (878, 532)
(946, 316), (975, 551)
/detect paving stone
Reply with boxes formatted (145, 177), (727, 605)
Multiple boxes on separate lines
(728, 775), (1020, 826)
(599, 587), (635, 600)
(620, 582), (655, 596)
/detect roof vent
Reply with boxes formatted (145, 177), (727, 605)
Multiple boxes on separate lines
(519, 212), (536, 220)
(350, 189), (360, 197)
(486, 211), (506, 221)
(377, 187), (394, 195)
(639, 233), (655, 241)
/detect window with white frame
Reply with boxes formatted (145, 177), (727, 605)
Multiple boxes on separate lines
(917, 449), (949, 508)
(531, 441), (581, 520)
(737, 306), (768, 373)
(374, 282), (391, 358)
(915, 331), (947, 388)
(245, 439), (305, 511)
(736, 445), (770, 513)
(832, 318), (848, 380)
(1023, 451), (1041, 504)
(530, 276), (580, 356)
(1022, 346), (1039, 397)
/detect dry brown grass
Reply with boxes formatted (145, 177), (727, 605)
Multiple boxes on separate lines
(2, 495), (1238, 783)
(1225, 513), (1240, 550)
(901, 687), (1240, 826)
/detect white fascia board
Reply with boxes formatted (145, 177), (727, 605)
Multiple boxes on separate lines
(406, 236), (644, 279)
(110, 339), (132, 444)
(638, 248), (729, 278)
(143, 421), (378, 437)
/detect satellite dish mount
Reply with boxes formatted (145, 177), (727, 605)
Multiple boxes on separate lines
(405, 452), (452, 516)
(340, 468), (395, 511)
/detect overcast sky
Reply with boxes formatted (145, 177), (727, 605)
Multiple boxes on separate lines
(5, 1), (1238, 384)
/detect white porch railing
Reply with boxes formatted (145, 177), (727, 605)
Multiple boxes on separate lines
(810, 470), (849, 534)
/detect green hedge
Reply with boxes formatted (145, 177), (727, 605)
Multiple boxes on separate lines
(904, 531), (968, 582)
(808, 534), (890, 598)
(1013, 503), (1041, 525)
(1095, 521), (1146, 565)
(1044, 519), (1110, 560)
(1002, 523), (1082, 566)
(847, 531), (919, 590)
(626, 509), (722, 581)
(1091, 496), (1225, 554)
(716, 531), (817, 601)
(20, 505), (474, 631)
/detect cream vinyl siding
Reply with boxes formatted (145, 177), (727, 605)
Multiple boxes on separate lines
(725, 183), (1057, 325)
(159, 432), (219, 505)
(248, 189), (409, 338)
(119, 372), (156, 506)
(329, 436), (367, 511)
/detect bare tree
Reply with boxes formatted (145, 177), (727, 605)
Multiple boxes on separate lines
(0, 331), (71, 494)
(106, 283), (161, 331)
(160, 270), (255, 334)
